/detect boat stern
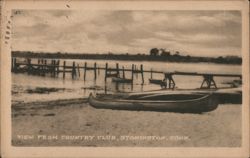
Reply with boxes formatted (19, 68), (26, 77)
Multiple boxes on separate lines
(206, 93), (219, 112)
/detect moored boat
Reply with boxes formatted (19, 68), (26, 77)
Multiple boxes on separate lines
(149, 79), (167, 88)
(88, 92), (219, 113)
(112, 77), (133, 83)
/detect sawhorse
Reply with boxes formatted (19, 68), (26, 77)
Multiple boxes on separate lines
(200, 74), (217, 89)
(164, 73), (175, 89)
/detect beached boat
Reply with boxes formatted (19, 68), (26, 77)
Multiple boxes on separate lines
(112, 77), (133, 83)
(115, 87), (242, 104)
(88, 92), (219, 113)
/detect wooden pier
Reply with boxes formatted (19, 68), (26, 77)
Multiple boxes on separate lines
(11, 57), (242, 89)
(163, 71), (242, 89)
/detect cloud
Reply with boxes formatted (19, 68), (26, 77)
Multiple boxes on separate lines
(12, 10), (241, 57)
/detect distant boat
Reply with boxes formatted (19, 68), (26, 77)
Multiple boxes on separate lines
(112, 77), (133, 83)
(88, 92), (219, 113)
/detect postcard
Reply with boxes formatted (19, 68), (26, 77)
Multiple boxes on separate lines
(1, 0), (249, 157)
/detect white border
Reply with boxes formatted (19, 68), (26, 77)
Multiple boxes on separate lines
(1, 0), (249, 157)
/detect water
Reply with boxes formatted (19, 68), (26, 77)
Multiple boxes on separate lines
(12, 59), (241, 103)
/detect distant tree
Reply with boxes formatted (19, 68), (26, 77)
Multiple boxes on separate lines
(217, 56), (223, 60)
(186, 55), (191, 59)
(150, 48), (159, 56)
(160, 48), (171, 56)
(174, 51), (180, 56)
(216, 56), (224, 63)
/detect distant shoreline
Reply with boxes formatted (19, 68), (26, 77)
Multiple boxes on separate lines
(12, 51), (242, 65)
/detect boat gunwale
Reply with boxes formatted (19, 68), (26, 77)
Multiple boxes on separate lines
(91, 93), (212, 103)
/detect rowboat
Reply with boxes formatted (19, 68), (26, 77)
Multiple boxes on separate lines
(112, 77), (133, 83)
(149, 79), (167, 88)
(115, 87), (241, 104)
(88, 92), (219, 113)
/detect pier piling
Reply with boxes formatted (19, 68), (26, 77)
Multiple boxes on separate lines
(122, 66), (125, 78)
(141, 64), (144, 84)
(72, 61), (76, 79)
(116, 63), (119, 77)
(77, 64), (80, 77)
(131, 64), (134, 81)
(53, 60), (56, 77)
(94, 62), (97, 80)
(105, 63), (108, 82)
(57, 60), (60, 76)
(84, 62), (87, 81)
(27, 58), (32, 74)
(63, 61), (66, 79)
(150, 68), (153, 79)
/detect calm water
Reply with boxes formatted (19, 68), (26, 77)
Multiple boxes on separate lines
(12, 59), (241, 103)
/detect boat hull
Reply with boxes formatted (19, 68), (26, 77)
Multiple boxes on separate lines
(88, 93), (219, 113)
(112, 77), (132, 83)
(149, 79), (166, 88)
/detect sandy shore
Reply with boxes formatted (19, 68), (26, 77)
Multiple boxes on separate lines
(12, 98), (241, 147)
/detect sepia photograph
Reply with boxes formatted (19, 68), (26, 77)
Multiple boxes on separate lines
(1, 0), (249, 157)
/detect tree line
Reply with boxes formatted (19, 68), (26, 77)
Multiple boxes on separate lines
(11, 49), (242, 65)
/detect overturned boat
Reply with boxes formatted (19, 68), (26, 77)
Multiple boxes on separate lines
(88, 91), (219, 113)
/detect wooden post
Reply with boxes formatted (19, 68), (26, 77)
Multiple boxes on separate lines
(50, 60), (53, 76)
(131, 64), (134, 81)
(141, 64), (144, 84)
(77, 64), (80, 77)
(40, 59), (43, 76)
(122, 66), (125, 78)
(37, 59), (40, 74)
(49, 60), (52, 76)
(150, 68), (153, 79)
(27, 58), (31, 74)
(44, 59), (47, 73)
(135, 65), (138, 79)
(57, 60), (60, 76)
(12, 57), (17, 72)
(104, 83), (107, 94)
(63, 61), (66, 79)
(105, 63), (108, 82)
(52, 60), (56, 77)
(72, 61), (76, 79)
(84, 62), (87, 81)
(42, 59), (46, 76)
(94, 62), (97, 80)
(131, 82), (133, 91)
(116, 63), (119, 77)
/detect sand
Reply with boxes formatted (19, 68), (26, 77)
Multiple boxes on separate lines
(12, 99), (241, 147)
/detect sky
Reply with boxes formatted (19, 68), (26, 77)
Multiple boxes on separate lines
(12, 10), (242, 57)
